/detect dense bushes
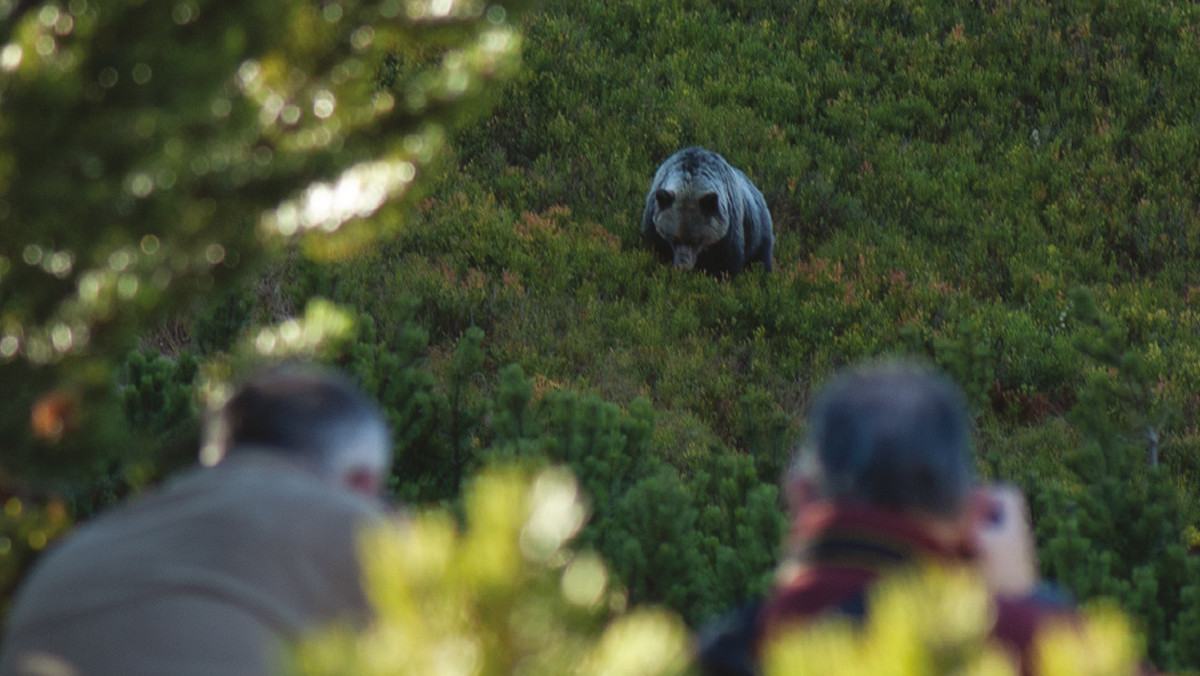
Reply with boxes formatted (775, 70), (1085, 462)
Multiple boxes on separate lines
(325, 0), (1199, 666)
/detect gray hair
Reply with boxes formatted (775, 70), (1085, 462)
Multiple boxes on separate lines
(204, 364), (392, 483)
(792, 361), (974, 517)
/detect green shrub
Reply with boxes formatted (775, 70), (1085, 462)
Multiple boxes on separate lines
(289, 466), (693, 676)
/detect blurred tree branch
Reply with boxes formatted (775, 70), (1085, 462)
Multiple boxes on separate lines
(0, 0), (533, 469)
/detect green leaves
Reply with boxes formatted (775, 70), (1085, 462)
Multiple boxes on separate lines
(290, 466), (692, 676)
(0, 0), (529, 371)
(764, 565), (1144, 676)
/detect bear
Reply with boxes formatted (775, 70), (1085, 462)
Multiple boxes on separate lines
(641, 146), (774, 277)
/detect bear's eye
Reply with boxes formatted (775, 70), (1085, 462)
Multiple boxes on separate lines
(655, 189), (675, 209)
(698, 192), (718, 213)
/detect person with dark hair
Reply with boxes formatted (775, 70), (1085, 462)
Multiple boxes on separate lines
(0, 364), (395, 676)
(698, 361), (1072, 676)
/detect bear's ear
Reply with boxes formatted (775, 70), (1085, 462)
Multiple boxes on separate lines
(655, 189), (675, 210)
(699, 192), (719, 214)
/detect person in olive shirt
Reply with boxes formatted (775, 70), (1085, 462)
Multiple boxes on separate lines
(1, 364), (395, 676)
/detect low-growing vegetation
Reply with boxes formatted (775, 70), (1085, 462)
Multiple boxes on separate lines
(4, 0), (1200, 671)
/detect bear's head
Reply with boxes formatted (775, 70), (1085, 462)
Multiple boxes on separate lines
(652, 189), (727, 270)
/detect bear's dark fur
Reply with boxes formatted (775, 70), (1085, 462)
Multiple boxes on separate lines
(641, 147), (774, 276)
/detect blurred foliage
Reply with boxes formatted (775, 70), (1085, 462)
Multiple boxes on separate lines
(0, 0), (533, 633)
(0, 0), (532, 467)
(763, 565), (1143, 676)
(0, 496), (70, 625)
(0, 0), (527, 364)
(289, 465), (692, 676)
(293, 470), (1146, 676)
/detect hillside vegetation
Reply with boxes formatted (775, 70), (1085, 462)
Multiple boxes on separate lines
(280, 0), (1200, 666)
(5, 0), (1200, 671)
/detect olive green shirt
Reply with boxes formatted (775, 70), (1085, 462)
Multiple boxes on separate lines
(0, 451), (387, 676)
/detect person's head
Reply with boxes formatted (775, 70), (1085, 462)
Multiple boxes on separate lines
(202, 363), (393, 497)
(788, 360), (975, 521)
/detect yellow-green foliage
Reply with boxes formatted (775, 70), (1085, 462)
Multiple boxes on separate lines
(289, 466), (692, 676)
(763, 566), (1142, 676)
(0, 497), (70, 621)
(288, 470), (1148, 676)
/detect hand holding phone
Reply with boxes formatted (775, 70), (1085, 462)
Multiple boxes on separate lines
(969, 483), (1039, 596)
